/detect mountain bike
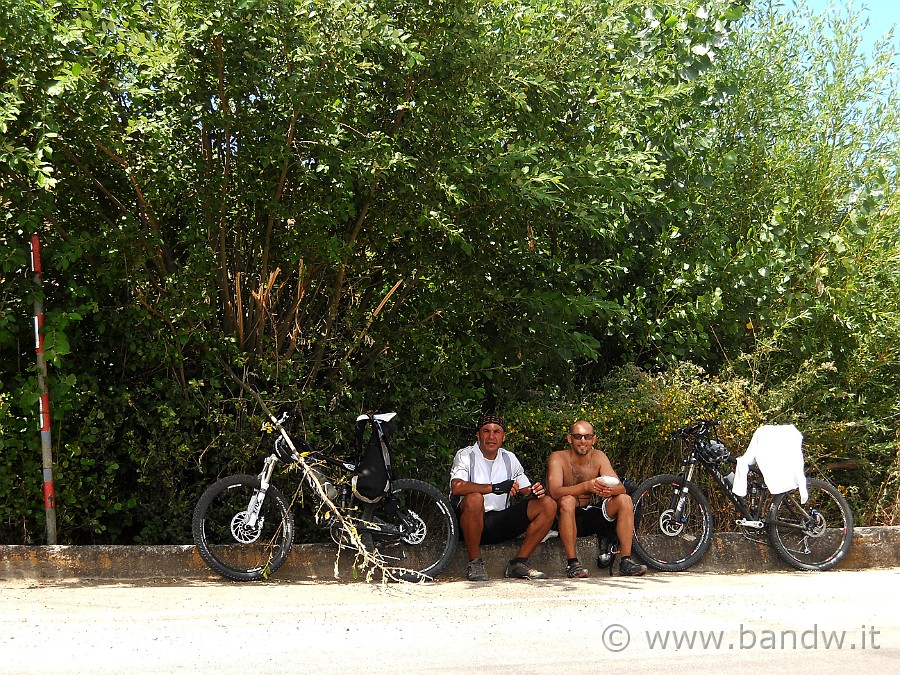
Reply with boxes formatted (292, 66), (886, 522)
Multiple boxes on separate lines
(630, 420), (854, 572)
(192, 410), (459, 582)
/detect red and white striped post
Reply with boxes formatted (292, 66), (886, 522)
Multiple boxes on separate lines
(30, 234), (58, 544)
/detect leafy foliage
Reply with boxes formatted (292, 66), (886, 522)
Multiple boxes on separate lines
(1, 0), (897, 543)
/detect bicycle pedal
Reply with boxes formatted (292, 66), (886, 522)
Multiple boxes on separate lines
(735, 519), (764, 529)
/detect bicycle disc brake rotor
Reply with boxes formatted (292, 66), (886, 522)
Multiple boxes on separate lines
(805, 509), (827, 537)
(230, 511), (264, 544)
(659, 509), (685, 537)
(400, 509), (427, 545)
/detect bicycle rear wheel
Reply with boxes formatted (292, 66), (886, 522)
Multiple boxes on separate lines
(192, 474), (294, 581)
(767, 477), (854, 571)
(631, 474), (713, 572)
(361, 478), (459, 581)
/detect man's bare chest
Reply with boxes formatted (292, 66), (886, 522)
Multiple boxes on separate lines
(566, 457), (601, 486)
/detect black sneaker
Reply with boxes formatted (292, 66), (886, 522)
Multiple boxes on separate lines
(618, 556), (648, 577)
(566, 561), (589, 579)
(466, 558), (489, 582)
(504, 560), (548, 580)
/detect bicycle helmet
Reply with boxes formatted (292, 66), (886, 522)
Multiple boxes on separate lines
(697, 438), (729, 463)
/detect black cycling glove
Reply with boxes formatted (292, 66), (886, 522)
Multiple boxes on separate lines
(491, 479), (515, 495)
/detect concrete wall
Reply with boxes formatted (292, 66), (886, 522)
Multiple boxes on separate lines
(2, 527), (898, 582)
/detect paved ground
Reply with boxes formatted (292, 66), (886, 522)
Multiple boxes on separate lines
(2, 568), (898, 673)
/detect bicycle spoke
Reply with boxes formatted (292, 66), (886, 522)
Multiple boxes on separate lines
(632, 475), (712, 571)
(193, 476), (293, 581)
(768, 478), (853, 571)
(361, 479), (458, 581)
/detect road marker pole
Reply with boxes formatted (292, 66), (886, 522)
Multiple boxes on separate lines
(30, 234), (58, 544)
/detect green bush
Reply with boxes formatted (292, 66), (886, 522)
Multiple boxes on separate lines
(506, 364), (761, 482)
(502, 363), (896, 530)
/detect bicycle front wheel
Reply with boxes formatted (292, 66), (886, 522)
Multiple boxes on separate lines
(361, 478), (459, 581)
(767, 477), (854, 571)
(631, 474), (713, 572)
(192, 474), (294, 581)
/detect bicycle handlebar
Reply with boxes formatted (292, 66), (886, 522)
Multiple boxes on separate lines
(671, 419), (720, 438)
(269, 409), (375, 472)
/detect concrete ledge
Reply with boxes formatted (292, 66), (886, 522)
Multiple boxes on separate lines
(2, 527), (898, 582)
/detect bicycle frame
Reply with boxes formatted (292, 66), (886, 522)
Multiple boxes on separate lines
(257, 417), (421, 545)
(668, 427), (769, 530)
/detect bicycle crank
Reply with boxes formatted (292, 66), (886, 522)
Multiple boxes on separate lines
(735, 519), (764, 529)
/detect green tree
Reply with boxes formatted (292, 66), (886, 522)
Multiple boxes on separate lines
(3, 0), (897, 543)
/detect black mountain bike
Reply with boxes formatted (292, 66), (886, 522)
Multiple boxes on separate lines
(631, 420), (854, 572)
(192, 411), (459, 582)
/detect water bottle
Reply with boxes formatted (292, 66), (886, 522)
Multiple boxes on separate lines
(724, 471), (735, 489)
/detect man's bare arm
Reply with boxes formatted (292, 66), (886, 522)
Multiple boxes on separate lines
(595, 452), (626, 497)
(451, 477), (522, 497)
(450, 478), (491, 496)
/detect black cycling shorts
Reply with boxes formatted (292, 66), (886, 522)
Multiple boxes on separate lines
(457, 499), (532, 545)
(574, 503), (616, 537)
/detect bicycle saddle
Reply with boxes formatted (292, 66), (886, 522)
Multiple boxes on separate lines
(356, 413), (398, 422)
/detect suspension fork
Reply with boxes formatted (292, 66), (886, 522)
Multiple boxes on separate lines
(244, 455), (279, 528)
(670, 457), (698, 523)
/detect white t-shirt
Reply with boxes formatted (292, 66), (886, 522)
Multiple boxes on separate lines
(449, 443), (531, 512)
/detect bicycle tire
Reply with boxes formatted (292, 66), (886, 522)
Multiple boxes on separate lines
(360, 478), (459, 581)
(767, 477), (854, 571)
(192, 474), (294, 581)
(631, 473), (713, 572)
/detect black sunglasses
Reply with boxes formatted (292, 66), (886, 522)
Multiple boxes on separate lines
(570, 433), (595, 440)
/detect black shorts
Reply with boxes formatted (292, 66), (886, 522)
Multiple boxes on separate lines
(574, 503), (616, 537)
(456, 499), (532, 545)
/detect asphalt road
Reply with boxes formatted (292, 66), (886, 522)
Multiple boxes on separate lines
(2, 568), (898, 674)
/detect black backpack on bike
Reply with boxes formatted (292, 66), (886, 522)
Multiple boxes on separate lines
(351, 414), (396, 503)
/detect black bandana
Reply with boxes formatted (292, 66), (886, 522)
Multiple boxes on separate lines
(477, 414), (507, 432)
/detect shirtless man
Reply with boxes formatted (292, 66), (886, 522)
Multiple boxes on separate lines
(546, 420), (647, 578)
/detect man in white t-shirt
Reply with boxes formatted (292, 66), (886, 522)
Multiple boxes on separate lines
(450, 415), (557, 581)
